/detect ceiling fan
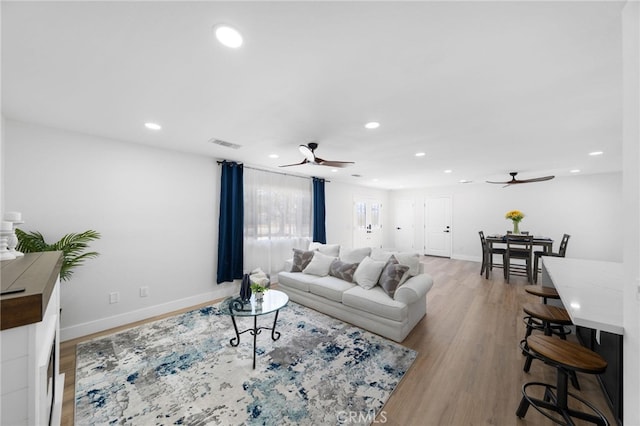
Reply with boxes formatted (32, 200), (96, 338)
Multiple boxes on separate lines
(279, 142), (355, 168)
(486, 172), (555, 187)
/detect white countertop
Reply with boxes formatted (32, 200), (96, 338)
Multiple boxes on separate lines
(542, 257), (624, 335)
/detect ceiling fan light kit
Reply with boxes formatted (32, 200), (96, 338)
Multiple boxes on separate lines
(486, 172), (555, 187)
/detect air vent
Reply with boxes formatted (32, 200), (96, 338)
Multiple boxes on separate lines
(351, 174), (362, 178)
(209, 138), (242, 149)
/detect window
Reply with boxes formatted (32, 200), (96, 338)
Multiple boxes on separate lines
(243, 168), (312, 274)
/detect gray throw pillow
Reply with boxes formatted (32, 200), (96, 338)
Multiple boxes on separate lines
(291, 249), (314, 272)
(379, 256), (410, 298)
(329, 259), (359, 283)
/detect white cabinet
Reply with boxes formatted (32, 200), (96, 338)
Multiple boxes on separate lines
(1, 252), (64, 426)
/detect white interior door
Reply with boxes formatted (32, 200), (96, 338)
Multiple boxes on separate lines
(353, 198), (383, 248)
(393, 199), (414, 252)
(424, 196), (452, 257)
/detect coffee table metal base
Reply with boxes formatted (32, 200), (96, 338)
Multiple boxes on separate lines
(229, 310), (282, 369)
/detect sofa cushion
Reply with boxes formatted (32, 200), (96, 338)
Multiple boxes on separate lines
(342, 286), (408, 322)
(329, 259), (358, 282)
(353, 256), (386, 289)
(378, 257), (410, 298)
(394, 252), (420, 276)
(278, 271), (318, 292)
(291, 249), (314, 272)
(339, 247), (371, 264)
(370, 248), (394, 262)
(308, 242), (341, 257)
(303, 251), (336, 276)
(308, 276), (356, 302)
(393, 252), (421, 285)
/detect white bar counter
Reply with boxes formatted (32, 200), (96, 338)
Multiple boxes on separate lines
(541, 257), (624, 335)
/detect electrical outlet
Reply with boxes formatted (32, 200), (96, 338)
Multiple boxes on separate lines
(140, 286), (149, 297)
(109, 292), (119, 304)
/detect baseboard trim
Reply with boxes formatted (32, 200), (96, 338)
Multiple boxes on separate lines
(60, 283), (237, 341)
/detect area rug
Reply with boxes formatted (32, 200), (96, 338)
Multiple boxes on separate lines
(75, 300), (417, 425)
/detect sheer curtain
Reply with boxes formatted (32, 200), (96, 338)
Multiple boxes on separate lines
(243, 168), (312, 276)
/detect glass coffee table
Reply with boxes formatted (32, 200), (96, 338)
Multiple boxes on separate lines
(218, 289), (289, 369)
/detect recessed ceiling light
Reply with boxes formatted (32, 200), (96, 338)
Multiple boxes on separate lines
(570, 169), (581, 173)
(372, 178), (379, 182)
(145, 122), (162, 130)
(214, 25), (243, 48)
(331, 169), (338, 173)
(589, 151), (603, 156)
(444, 169), (453, 174)
(459, 179), (472, 183)
(268, 154), (279, 159)
(415, 152), (426, 157)
(364, 122), (380, 129)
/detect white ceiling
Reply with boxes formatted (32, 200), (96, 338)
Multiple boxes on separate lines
(1, 1), (624, 189)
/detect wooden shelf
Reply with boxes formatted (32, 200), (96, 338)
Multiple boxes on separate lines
(1, 251), (63, 330)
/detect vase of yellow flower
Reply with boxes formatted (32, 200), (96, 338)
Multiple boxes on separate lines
(505, 210), (525, 234)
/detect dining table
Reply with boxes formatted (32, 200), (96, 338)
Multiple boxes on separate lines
(485, 234), (554, 255)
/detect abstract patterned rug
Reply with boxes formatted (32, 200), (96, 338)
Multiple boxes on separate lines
(75, 300), (417, 425)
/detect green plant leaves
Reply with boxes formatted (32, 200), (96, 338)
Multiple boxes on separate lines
(15, 229), (101, 281)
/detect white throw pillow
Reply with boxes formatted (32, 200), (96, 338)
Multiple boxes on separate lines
(339, 247), (371, 264)
(308, 242), (341, 257)
(353, 256), (386, 289)
(302, 251), (336, 276)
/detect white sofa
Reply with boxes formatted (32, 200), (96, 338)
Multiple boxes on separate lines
(276, 245), (434, 342)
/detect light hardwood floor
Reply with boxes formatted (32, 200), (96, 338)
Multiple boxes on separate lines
(60, 257), (616, 425)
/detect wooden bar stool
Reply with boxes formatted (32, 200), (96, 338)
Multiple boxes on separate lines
(516, 335), (609, 425)
(522, 303), (572, 340)
(521, 303), (574, 381)
(525, 285), (560, 304)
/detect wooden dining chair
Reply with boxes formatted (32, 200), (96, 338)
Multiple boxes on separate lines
(479, 231), (506, 279)
(505, 234), (534, 283)
(533, 234), (570, 283)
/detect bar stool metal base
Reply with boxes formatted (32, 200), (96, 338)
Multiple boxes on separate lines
(523, 315), (572, 340)
(519, 339), (580, 390)
(516, 381), (609, 426)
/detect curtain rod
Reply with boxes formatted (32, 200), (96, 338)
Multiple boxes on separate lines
(216, 160), (330, 182)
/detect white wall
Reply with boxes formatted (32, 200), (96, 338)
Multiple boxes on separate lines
(622, 1), (640, 423)
(3, 120), (236, 340)
(391, 172), (623, 262)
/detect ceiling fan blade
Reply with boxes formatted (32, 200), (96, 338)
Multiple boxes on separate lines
(486, 173), (554, 185)
(279, 158), (309, 167)
(517, 175), (555, 183)
(314, 157), (354, 168)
